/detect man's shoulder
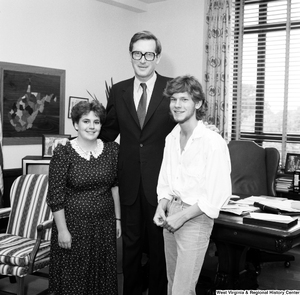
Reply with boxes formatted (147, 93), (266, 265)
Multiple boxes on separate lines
(156, 73), (173, 83)
(112, 77), (134, 89)
(112, 73), (172, 87)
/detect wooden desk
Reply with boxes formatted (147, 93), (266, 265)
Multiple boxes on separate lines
(211, 212), (300, 289)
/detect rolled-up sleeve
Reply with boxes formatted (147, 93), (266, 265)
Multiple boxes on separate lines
(197, 140), (231, 218)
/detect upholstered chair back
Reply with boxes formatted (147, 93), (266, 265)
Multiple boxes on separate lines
(7, 174), (51, 240)
(228, 140), (280, 196)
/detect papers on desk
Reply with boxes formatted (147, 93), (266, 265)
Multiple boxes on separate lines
(221, 195), (300, 216)
(235, 195), (287, 205)
(221, 204), (259, 216)
(221, 196), (260, 216)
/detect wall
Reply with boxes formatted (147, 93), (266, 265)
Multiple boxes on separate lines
(0, 0), (205, 169)
(140, 0), (206, 80)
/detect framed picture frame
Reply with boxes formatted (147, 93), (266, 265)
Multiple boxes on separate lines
(42, 134), (71, 158)
(0, 62), (66, 145)
(284, 153), (300, 174)
(68, 96), (89, 118)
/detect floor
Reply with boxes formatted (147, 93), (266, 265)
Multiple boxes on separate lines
(198, 244), (300, 291)
(0, 243), (299, 294)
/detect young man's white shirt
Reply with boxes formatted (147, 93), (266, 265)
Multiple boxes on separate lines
(157, 120), (231, 218)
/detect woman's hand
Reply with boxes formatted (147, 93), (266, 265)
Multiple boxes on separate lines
(116, 220), (122, 238)
(58, 229), (72, 249)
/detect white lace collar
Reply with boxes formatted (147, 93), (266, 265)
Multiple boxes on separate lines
(70, 138), (104, 160)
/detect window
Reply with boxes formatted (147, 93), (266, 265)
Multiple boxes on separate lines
(230, 0), (300, 167)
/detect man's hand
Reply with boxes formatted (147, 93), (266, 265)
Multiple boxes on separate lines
(164, 203), (203, 233)
(204, 122), (220, 133)
(53, 138), (69, 149)
(163, 211), (186, 233)
(153, 198), (169, 227)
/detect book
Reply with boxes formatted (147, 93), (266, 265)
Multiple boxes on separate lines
(243, 214), (298, 230)
(276, 176), (293, 192)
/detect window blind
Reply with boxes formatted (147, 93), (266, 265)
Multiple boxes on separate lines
(230, 0), (300, 166)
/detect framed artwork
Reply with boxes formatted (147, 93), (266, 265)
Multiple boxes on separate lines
(284, 153), (300, 174)
(0, 62), (66, 145)
(68, 96), (88, 118)
(42, 134), (71, 158)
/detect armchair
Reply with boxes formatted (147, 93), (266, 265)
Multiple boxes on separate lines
(228, 140), (295, 272)
(0, 174), (52, 295)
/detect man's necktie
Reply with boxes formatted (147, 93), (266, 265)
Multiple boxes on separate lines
(137, 83), (147, 128)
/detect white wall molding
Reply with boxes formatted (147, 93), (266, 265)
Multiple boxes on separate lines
(96, 0), (147, 13)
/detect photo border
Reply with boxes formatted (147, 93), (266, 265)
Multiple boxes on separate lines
(284, 153), (300, 174)
(68, 96), (89, 118)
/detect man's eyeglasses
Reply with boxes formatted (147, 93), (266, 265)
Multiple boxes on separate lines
(131, 51), (157, 61)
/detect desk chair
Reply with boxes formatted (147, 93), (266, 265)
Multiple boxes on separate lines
(228, 140), (295, 272)
(0, 174), (52, 295)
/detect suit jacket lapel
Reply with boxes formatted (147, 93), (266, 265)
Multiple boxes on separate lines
(122, 78), (140, 127)
(143, 74), (165, 128)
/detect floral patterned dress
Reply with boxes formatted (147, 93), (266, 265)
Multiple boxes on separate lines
(47, 139), (119, 295)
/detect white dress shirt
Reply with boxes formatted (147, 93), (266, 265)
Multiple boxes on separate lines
(133, 72), (157, 111)
(157, 120), (232, 218)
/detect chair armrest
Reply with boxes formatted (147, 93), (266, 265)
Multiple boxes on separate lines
(0, 207), (11, 219)
(37, 219), (53, 232)
(28, 218), (53, 273)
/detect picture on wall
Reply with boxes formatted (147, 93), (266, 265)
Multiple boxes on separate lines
(0, 62), (66, 145)
(68, 96), (89, 118)
(42, 134), (71, 158)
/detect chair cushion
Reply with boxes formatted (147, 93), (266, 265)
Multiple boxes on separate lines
(0, 256), (50, 277)
(0, 234), (50, 267)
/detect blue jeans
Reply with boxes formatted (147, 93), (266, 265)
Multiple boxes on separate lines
(164, 197), (214, 295)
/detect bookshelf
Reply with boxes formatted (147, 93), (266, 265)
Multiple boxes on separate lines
(276, 174), (300, 200)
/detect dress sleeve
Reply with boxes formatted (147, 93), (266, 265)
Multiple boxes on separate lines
(111, 141), (119, 187)
(46, 144), (71, 212)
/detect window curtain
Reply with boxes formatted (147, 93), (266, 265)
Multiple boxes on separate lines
(204, 0), (232, 141)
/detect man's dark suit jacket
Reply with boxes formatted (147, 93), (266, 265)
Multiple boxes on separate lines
(100, 73), (176, 207)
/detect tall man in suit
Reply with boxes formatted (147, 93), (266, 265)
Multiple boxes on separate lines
(99, 31), (174, 295)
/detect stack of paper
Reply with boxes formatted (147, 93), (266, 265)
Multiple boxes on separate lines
(221, 196), (300, 216)
(276, 176), (293, 192)
(221, 196), (260, 216)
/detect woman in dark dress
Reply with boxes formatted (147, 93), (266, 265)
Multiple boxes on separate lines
(47, 100), (121, 295)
